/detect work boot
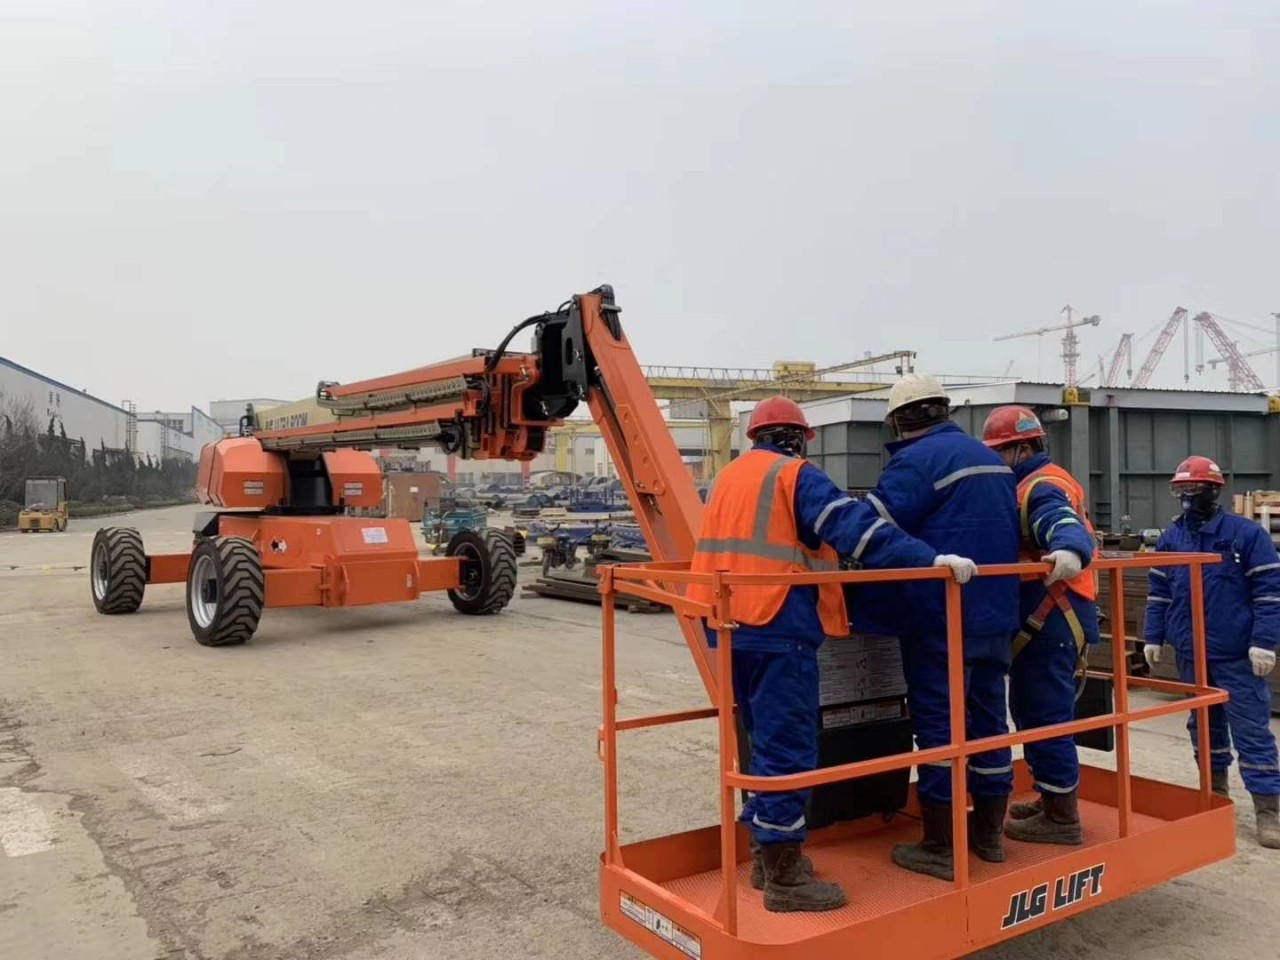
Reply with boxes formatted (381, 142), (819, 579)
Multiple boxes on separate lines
(1252, 794), (1280, 849)
(892, 802), (954, 881)
(750, 835), (812, 891)
(760, 842), (847, 913)
(969, 795), (1008, 863)
(1212, 770), (1230, 798)
(1004, 789), (1084, 845)
(1009, 797), (1042, 820)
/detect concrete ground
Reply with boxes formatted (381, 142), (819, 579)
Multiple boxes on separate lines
(1, 504), (1277, 960)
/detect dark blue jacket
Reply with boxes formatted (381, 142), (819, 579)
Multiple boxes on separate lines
(707, 443), (938, 654)
(857, 421), (1021, 640)
(1143, 509), (1280, 660)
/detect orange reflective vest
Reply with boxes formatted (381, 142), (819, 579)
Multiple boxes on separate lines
(1017, 462), (1098, 602)
(688, 450), (849, 637)
(1013, 462), (1098, 664)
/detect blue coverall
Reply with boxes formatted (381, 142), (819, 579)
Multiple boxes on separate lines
(1144, 509), (1280, 797)
(1008, 453), (1100, 795)
(708, 443), (938, 845)
(862, 422), (1021, 804)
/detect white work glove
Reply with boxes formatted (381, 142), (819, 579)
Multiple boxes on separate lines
(1143, 643), (1163, 670)
(1043, 549), (1084, 586)
(1249, 646), (1277, 678)
(934, 554), (977, 585)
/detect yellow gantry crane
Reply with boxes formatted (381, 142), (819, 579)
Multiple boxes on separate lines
(642, 351), (915, 476)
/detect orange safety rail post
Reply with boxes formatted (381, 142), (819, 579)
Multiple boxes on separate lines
(597, 552), (1230, 960)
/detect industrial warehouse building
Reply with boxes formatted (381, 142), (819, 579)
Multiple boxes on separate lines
(787, 381), (1280, 533)
(0, 356), (224, 465)
(0, 356), (129, 454)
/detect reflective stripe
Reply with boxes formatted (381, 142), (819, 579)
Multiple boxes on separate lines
(1239, 762), (1280, 772)
(1150, 568), (1168, 579)
(934, 464), (1012, 491)
(852, 518), (887, 562)
(1247, 563), (1280, 578)
(866, 492), (896, 526)
(922, 761), (952, 769)
(813, 496), (853, 536)
(752, 814), (806, 833)
(1037, 780), (1078, 794)
(1146, 596), (1172, 604)
(1210, 748), (1233, 755)
(754, 456), (790, 541)
(696, 538), (839, 571)
(1257, 597), (1280, 604)
(1046, 517), (1081, 539)
(969, 764), (1014, 776)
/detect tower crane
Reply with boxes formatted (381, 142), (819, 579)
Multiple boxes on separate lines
(1130, 307), (1188, 388)
(993, 305), (1101, 387)
(1101, 333), (1134, 387)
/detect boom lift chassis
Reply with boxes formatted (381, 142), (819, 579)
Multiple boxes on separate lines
(89, 285), (1236, 956)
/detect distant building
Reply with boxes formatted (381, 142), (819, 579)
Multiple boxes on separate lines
(209, 398), (290, 434)
(0, 355), (128, 453)
(136, 408), (225, 463)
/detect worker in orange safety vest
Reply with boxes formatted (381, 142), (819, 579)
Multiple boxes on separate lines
(981, 405), (1100, 845)
(690, 396), (977, 913)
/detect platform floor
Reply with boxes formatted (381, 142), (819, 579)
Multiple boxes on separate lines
(660, 792), (1165, 944)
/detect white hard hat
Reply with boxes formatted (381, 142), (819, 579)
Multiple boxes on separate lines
(886, 372), (949, 416)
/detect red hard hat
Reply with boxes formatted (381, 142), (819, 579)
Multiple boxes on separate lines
(982, 405), (1046, 448)
(747, 396), (814, 440)
(1171, 455), (1225, 486)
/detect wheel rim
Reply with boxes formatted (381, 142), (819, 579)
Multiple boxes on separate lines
(453, 542), (485, 601)
(92, 542), (108, 600)
(189, 553), (219, 628)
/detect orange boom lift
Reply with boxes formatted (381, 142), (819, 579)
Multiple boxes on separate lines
(89, 286), (1235, 956)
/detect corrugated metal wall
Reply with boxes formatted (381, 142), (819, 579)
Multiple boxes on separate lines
(807, 403), (1280, 533)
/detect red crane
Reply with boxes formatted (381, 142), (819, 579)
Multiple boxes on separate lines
(1102, 333), (1134, 387)
(1130, 307), (1188, 388)
(1194, 312), (1266, 391)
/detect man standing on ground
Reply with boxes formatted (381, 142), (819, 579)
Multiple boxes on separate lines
(864, 374), (1021, 881)
(689, 396), (978, 913)
(982, 405), (1099, 845)
(1143, 455), (1280, 849)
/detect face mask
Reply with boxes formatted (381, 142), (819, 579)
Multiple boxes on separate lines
(1178, 490), (1218, 518)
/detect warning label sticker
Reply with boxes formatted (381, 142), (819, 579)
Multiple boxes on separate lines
(343, 482), (364, 498)
(818, 633), (907, 706)
(620, 892), (701, 959)
(822, 699), (905, 729)
(242, 480), (264, 496)
(361, 527), (389, 545)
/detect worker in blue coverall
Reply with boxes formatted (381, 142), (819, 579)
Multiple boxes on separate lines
(863, 373), (1021, 881)
(982, 405), (1100, 846)
(690, 396), (979, 913)
(1143, 455), (1280, 849)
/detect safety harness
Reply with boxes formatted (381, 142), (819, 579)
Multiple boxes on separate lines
(1012, 474), (1090, 698)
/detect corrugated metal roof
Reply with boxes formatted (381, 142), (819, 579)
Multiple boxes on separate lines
(0, 355), (128, 415)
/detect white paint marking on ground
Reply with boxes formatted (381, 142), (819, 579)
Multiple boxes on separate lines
(244, 743), (358, 791)
(0, 787), (57, 856)
(115, 750), (228, 824)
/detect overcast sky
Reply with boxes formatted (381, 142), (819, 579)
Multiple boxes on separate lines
(2, 1), (1277, 411)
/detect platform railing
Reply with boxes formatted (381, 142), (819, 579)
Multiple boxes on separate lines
(597, 553), (1227, 937)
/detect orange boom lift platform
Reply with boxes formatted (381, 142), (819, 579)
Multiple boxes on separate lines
(87, 286), (1234, 955)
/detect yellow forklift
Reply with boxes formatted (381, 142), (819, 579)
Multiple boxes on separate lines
(19, 477), (68, 532)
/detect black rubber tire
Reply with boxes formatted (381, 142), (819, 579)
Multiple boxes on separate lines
(90, 527), (147, 614)
(185, 537), (264, 647)
(447, 528), (517, 615)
